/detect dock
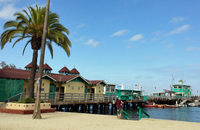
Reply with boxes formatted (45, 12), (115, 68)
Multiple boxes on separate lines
(5, 92), (147, 114)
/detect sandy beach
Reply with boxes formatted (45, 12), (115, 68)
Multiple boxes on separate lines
(0, 112), (199, 130)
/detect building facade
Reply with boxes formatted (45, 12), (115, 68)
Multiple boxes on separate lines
(172, 80), (191, 97)
(0, 63), (107, 101)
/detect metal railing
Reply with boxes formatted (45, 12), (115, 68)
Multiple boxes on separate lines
(147, 95), (192, 100)
(137, 106), (150, 120)
(5, 93), (117, 104)
(5, 92), (25, 102)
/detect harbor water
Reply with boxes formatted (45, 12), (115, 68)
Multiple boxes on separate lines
(108, 105), (200, 123)
(62, 104), (200, 123)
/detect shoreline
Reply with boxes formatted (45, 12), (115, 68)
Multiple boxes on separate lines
(0, 112), (200, 130)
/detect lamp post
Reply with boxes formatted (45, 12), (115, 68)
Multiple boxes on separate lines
(32, 0), (50, 119)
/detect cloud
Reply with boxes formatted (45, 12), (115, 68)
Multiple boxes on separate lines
(126, 45), (135, 49)
(30, 3), (46, 8)
(76, 24), (85, 28)
(166, 24), (190, 35)
(170, 17), (185, 23)
(186, 47), (200, 51)
(73, 36), (84, 42)
(167, 44), (174, 52)
(129, 34), (143, 41)
(152, 31), (162, 36)
(151, 38), (158, 41)
(167, 44), (174, 48)
(0, 0), (14, 2)
(85, 39), (99, 47)
(110, 30), (128, 37)
(0, 4), (21, 20)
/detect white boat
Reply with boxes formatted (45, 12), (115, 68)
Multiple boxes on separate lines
(187, 103), (200, 107)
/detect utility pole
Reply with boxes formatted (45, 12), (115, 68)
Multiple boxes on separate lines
(32, 0), (50, 119)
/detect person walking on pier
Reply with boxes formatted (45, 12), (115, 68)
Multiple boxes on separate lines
(116, 97), (123, 119)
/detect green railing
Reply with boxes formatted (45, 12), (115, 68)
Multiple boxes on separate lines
(117, 109), (130, 120)
(137, 106), (150, 120)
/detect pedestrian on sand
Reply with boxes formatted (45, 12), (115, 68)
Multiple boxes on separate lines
(116, 97), (123, 119)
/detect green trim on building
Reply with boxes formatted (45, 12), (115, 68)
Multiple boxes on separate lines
(71, 77), (88, 84)
(42, 76), (55, 82)
(172, 84), (191, 97)
(115, 89), (142, 100)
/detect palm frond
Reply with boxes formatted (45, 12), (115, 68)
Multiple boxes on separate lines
(22, 40), (31, 55)
(46, 41), (53, 58)
(4, 21), (18, 29)
(12, 36), (30, 48)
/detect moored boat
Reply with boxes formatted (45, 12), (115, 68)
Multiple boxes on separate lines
(166, 105), (180, 108)
(143, 105), (156, 107)
(155, 104), (166, 108)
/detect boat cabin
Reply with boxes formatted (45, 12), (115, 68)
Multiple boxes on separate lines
(172, 80), (191, 97)
(115, 89), (142, 101)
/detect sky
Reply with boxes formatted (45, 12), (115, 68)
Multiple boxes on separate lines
(0, 0), (200, 95)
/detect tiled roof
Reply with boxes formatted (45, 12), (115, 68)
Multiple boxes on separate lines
(86, 80), (107, 85)
(58, 66), (70, 73)
(25, 62), (39, 68)
(70, 68), (80, 74)
(47, 73), (77, 82)
(90, 80), (102, 85)
(0, 68), (31, 80)
(0, 67), (105, 85)
(43, 63), (52, 70)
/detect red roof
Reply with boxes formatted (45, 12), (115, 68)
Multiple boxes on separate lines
(46, 73), (78, 82)
(70, 68), (80, 74)
(0, 68), (31, 80)
(25, 62), (39, 68)
(0, 68), (105, 85)
(58, 66), (70, 73)
(86, 80), (107, 85)
(43, 63), (52, 70)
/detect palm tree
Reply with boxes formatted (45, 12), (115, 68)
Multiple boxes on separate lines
(0, 5), (71, 99)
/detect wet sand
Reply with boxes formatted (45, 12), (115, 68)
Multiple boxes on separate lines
(0, 112), (199, 130)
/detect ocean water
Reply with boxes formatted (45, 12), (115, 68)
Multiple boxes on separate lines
(62, 105), (200, 123)
(141, 107), (200, 123)
(106, 106), (200, 123)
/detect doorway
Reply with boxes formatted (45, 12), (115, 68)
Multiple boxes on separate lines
(49, 84), (55, 99)
(90, 88), (94, 100)
(59, 87), (64, 100)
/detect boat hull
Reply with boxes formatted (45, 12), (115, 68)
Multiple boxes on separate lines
(143, 105), (156, 107)
(156, 105), (166, 108)
(166, 105), (179, 108)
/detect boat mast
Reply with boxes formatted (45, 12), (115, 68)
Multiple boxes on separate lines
(171, 74), (173, 91)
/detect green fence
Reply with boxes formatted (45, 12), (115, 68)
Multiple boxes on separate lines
(137, 106), (150, 120)
(0, 79), (24, 101)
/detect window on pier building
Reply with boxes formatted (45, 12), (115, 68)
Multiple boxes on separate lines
(106, 86), (110, 92)
(178, 86), (182, 89)
(174, 86), (177, 88)
(111, 86), (115, 92)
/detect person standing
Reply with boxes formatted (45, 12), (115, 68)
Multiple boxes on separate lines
(116, 97), (123, 119)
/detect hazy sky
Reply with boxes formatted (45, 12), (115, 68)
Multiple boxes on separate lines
(0, 0), (200, 95)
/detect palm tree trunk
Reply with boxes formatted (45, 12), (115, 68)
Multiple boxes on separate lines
(26, 50), (38, 99)
(33, 0), (50, 119)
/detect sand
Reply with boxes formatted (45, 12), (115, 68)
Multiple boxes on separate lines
(0, 112), (199, 130)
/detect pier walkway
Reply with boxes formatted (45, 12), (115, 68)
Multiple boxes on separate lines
(4, 92), (147, 114)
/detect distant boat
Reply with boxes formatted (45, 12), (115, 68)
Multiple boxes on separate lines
(166, 105), (180, 108)
(187, 103), (199, 107)
(143, 105), (156, 107)
(156, 104), (166, 108)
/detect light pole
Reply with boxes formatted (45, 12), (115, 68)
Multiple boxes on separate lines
(32, 0), (50, 119)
